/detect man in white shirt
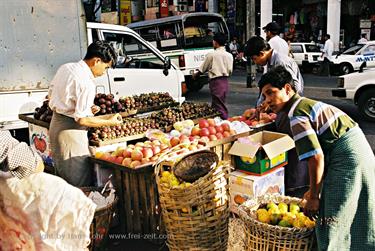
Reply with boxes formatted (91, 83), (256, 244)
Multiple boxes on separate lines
(263, 22), (289, 57)
(358, 34), (368, 44)
(320, 34), (334, 76)
(193, 33), (233, 119)
(49, 41), (122, 186)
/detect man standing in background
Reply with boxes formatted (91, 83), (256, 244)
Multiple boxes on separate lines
(320, 34), (334, 76)
(263, 22), (289, 57)
(193, 33), (233, 119)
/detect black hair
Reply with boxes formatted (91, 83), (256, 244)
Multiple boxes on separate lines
(325, 34), (330, 39)
(258, 65), (296, 92)
(84, 40), (118, 68)
(213, 32), (228, 46)
(362, 34), (367, 38)
(243, 36), (271, 57)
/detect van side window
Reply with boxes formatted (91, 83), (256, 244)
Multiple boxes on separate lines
(182, 21), (219, 48)
(138, 27), (158, 48)
(102, 32), (164, 69)
(158, 24), (178, 49)
(291, 45), (303, 53)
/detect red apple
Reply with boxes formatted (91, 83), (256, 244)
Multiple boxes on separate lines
(122, 148), (132, 158)
(207, 118), (216, 126)
(115, 156), (124, 164)
(223, 131), (231, 138)
(142, 147), (154, 158)
(216, 132), (223, 139)
(170, 137), (180, 147)
(190, 127), (201, 136)
(131, 149), (143, 161)
(198, 119), (209, 129)
(151, 145), (161, 155)
(221, 123), (231, 132)
(209, 135), (218, 141)
(215, 125), (224, 134)
(208, 126), (216, 135)
(122, 157), (132, 167)
(130, 160), (141, 168)
(199, 128), (210, 137)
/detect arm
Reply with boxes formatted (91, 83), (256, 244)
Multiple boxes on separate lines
(303, 152), (324, 216)
(76, 113), (123, 128)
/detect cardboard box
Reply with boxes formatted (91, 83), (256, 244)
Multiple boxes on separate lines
(228, 131), (294, 175)
(229, 167), (285, 214)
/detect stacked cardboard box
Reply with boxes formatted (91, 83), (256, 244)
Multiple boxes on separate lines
(228, 131), (295, 214)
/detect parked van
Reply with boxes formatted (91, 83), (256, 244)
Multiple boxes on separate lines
(0, 0), (185, 136)
(127, 13), (230, 91)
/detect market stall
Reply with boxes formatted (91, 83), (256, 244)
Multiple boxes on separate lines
(19, 91), (309, 250)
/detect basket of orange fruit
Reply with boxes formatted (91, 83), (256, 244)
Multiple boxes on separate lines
(238, 194), (316, 251)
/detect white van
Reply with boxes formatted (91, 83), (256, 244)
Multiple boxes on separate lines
(0, 0), (185, 134)
(127, 13), (230, 91)
(87, 22), (185, 102)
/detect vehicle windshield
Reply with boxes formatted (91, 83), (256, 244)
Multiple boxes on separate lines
(305, 44), (320, 52)
(342, 44), (365, 55)
(183, 16), (227, 48)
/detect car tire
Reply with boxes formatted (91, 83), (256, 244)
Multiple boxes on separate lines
(358, 89), (375, 122)
(339, 63), (353, 75)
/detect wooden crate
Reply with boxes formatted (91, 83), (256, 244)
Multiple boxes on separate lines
(90, 158), (165, 244)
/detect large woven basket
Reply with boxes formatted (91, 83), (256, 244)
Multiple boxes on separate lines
(155, 149), (231, 251)
(238, 194), (315, 251)
(80, 187), (118, 251)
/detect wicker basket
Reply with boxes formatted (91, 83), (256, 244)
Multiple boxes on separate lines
(80, 187), (118, 251)
(155, 149), (231, 251)
(238, 194), (315, 251)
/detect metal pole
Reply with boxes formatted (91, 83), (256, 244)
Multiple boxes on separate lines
(246, 0), (256, 88)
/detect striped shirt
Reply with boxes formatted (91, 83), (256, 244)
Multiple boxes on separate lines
(286, 94), (356, 160)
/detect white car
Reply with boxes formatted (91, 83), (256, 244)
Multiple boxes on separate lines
(332, 62), (375, 121)
(330, 41), (375, 75)
(290, 42), (321, 71)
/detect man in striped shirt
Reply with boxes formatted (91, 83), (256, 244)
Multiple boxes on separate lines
(258, 65), (375, 250)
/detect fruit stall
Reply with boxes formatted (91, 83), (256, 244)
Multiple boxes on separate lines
(16, 91), (319, 251)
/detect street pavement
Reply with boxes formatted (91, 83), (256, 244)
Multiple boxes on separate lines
(104, 68), (375, 251)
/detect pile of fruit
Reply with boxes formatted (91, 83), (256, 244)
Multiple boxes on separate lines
(119, 92), (175, 110)
(170, 119), (236, 142)
(33, 99), (53, 123)
(150, 102), (220, 130)
(94, 93), (125, 115)
(228, 108), (277, 127)
(95, 140), (169, 168)
(256, 202), (315, 229)
(88, 118), (158, 141)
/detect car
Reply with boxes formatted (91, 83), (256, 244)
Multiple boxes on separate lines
(290, 42), (321, 72)
(332, 62), (375, 121)
(330, 41), (375, 75)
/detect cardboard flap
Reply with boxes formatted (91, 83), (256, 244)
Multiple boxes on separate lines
(228, 140), (260, 158)
(262, 135), (295, 159)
